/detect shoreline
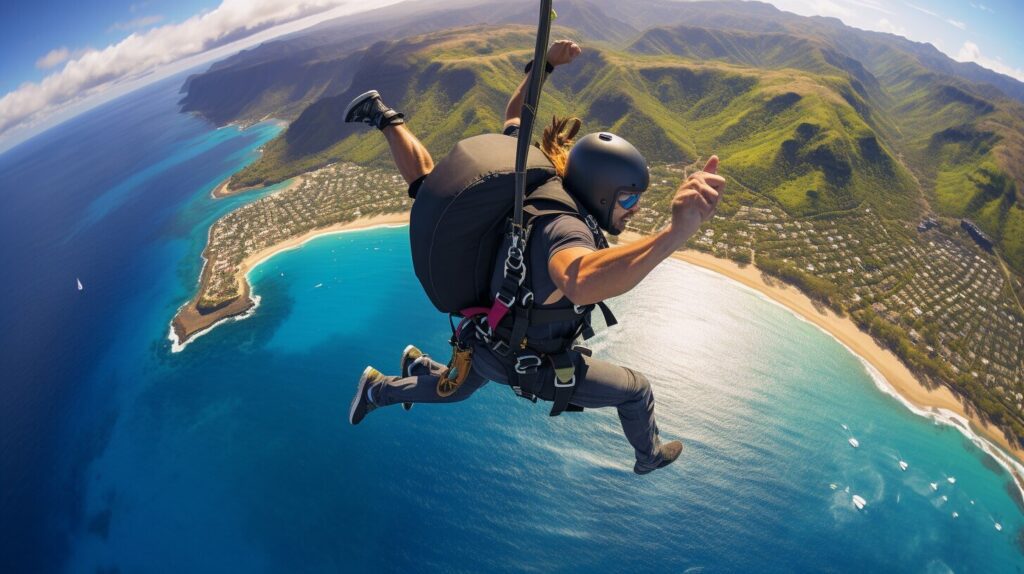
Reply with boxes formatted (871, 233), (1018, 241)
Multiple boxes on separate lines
(167, 209), (1024, 488)
(621, 231), (1024, 488)
(169, 212), (410, 350)
(210, 176), (292, 199)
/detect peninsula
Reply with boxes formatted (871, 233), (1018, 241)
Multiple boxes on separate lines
(171, 162), (410, 345)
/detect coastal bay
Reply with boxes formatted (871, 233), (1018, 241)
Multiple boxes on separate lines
(171, 211), (409, 347)
(172, 185), (1024, 479)
(620, 230), (1024, 484)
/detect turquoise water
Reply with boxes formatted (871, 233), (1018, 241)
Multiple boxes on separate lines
(2, 73), (1023, 573)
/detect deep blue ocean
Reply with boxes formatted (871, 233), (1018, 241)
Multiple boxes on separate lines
(2, 72), (1023, 573)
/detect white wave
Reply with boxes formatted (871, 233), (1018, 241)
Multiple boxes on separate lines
(168, 295), (261, 353)
(665, 258), (1024, 502)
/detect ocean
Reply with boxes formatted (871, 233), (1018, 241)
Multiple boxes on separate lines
(1, 71), (1022, 573)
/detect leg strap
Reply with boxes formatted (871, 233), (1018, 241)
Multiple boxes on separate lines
(548, 352), (577, 417)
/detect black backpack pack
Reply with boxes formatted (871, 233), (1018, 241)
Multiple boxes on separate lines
(409, 134), (583, 315)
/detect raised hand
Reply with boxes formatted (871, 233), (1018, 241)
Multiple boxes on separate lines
(547, 40), (582, 67)
(667, 155), (727, 247)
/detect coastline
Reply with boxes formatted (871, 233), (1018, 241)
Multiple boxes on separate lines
(169, 211), (410, 349)
(620, 231), (1024, 483)
(210, 176), (294, 199)
(167, 208), (1024, 486)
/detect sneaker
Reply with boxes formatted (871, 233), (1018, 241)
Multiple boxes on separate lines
(343, 89), (405, 130)
(349, 366), (385, 425)
(399, 344), (426, 411)
(633, 440), (683, 475)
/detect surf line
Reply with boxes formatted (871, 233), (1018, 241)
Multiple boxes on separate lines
(168, 222), (409, 353)
(676, 258), (1024, 503)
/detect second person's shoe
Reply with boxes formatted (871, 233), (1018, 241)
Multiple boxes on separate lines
(349, 366), (385, 425)
(344, 90), (405, 130)
(398, 344), (427, 411)
(634, 440), (683, 475)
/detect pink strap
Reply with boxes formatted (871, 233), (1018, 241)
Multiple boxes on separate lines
(486, 301), (511, 332)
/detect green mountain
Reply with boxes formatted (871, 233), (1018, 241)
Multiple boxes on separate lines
(180, 0), (1024, 276)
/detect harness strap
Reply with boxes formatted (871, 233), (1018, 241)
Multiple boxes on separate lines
(548, 351), (577, 416)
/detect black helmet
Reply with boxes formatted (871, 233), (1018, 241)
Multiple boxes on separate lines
(563, 132), (649, 233)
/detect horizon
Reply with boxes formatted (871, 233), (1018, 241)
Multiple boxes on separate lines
(0, 0), (1022, 156)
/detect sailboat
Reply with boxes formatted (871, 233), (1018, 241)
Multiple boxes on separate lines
(77, 278), (83, 291)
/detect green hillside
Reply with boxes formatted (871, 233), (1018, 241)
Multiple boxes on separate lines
(232, 26), (920, 218)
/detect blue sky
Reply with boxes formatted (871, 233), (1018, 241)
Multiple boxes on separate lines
(0, 1), (215, 94)
(770, 0), (1023, 80)
(0, 0), (1022, 154)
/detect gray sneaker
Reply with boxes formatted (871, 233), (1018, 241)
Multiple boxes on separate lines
(344, 89), (405, 130)
(634, 440), (683, 475)
(349, 366), (384, 425)
(399, 344), (426, 411)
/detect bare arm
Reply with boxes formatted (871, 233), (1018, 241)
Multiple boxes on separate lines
(504, 40), (582, 128)
(549, 157), (725, 305)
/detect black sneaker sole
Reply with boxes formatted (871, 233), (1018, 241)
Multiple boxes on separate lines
(349, 366), (375, 425)
(399, 344), (418, 411)
(344, 90), (380, 123)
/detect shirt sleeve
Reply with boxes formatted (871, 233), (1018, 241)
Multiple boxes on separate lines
(540, 214), (597, 262)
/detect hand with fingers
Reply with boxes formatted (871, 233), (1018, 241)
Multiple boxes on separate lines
(547, 39), (582, 67)
(667, 156), (727, 249)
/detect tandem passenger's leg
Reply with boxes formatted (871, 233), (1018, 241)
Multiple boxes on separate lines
(565, 354), (682, 474)
(348, 353), (489, 425)
(383, 124), (434, 184)
(342, 89), (434, 186)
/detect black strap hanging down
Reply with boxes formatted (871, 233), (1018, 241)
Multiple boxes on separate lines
(548, 352), (577, 416)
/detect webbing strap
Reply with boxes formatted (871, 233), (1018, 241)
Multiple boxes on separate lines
(513, 0), (555, 231)
(548, 352), (576, 417)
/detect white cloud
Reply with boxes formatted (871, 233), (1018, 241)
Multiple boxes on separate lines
(957, 41), (1024, 82)
(0, 0), (359, 139)
(108, 15), (165, 33)
(904, 2), (938, 18)
(876, 18), (907, 37)
(36, 47), (72, 70)
(969, 3), (995, 14)
(946, 18), (966, 30)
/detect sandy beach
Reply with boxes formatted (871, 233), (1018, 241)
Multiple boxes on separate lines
(171, 208), (1023, 475)
(617, 231), (1024, 472)
(171, 212), (410, 345)
(210, 176), (292, 199)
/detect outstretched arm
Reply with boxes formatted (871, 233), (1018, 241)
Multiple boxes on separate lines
(549, 157), (726, 305)
(503, 40), (582, 129)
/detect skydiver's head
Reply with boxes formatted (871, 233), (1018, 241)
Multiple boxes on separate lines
(539, 116), (649, 235)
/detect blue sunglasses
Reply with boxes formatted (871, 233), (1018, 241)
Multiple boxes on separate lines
(617, 191), (641, 210)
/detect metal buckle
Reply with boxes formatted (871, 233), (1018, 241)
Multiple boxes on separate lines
(514, 354), (543, 374)
(520, 290), (534, 307)
(554, 374), (576, 388)
(504, 252), (525, 285)
(474, 322), (492, 342)
(573, 304), (587, 315)
(495, 291), (516, 309)
(491, 339), (511, 357)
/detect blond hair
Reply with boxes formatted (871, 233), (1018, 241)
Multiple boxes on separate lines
(537, 115), (582, 178)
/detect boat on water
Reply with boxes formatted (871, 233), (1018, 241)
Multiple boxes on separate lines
(952, 512), (958, 519)
(947, 476), (956, 484)
(899, 460), (908, 471)
(930, 482), (939, 491)
(314, 283), (323, 288)
(995, 522), (1003, 531)
(848, 437), (859, 448)
(852, 495), (867, 510)
(77, 278), (83, 291)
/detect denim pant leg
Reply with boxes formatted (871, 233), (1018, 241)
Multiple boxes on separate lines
(566, 354), (662, 470)
(373, 353), (489, 406)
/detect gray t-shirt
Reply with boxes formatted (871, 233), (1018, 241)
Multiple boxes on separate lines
(487, 202), (599, 344)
